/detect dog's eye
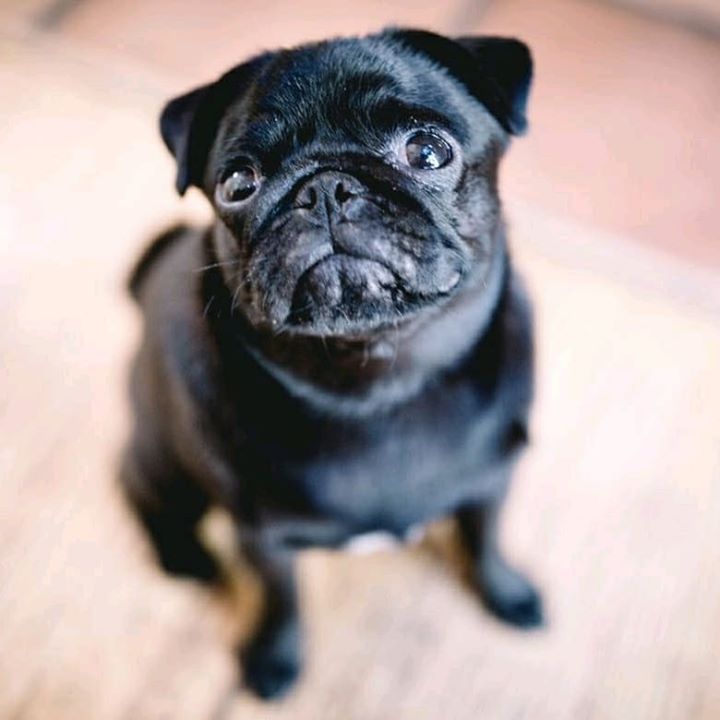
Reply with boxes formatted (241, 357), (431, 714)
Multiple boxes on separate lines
(404, 132), (453, 170)
(217, 166), (259, 205)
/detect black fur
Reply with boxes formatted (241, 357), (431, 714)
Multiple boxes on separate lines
(122, 28), (542, 700)
(127, 223), (187, 298)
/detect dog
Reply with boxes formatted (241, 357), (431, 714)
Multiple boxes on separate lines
(121, 28), (542, 700)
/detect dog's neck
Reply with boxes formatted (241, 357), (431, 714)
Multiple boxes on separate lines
(200, 228), (509, 418)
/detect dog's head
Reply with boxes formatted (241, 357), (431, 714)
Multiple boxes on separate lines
(161, 29), (532, 340)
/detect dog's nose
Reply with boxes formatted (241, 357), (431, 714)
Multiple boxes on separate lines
(294, 172), (364, 213)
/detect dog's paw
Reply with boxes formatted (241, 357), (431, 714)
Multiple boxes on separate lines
(478, 559), (545, 629)
(483, 579), (544, 628)
(241, 644), (301, 701)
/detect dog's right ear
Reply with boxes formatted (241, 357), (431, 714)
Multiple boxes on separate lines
(387, 29), (532, 136)
(160, 54), (272, 195)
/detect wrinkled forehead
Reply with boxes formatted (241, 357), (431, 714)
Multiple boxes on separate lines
(217, 39), (473, 162)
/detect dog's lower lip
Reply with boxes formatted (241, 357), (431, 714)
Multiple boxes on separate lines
(283, 311), (405, 335)
(282, 305), (424, 340)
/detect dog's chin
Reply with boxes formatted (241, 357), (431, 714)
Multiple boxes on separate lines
(276, 307), (424, 365)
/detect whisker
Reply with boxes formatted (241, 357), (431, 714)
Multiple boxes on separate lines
(287, 300), (315, 320)
(193, 259), (242, 274)
(230, 283), (244, 315)
(202, 294), (216, 319)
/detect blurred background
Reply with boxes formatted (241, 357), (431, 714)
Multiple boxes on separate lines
(1, 0), (719, 718)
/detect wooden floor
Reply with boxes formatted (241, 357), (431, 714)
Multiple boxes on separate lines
(1, 1), (719, 718)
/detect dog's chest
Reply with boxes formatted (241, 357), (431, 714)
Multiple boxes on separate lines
(259, 379), (506, 532)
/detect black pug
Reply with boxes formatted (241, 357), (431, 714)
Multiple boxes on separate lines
(121, 28), (542, 700)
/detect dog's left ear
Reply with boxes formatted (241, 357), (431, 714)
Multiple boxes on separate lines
(160, 54), (272, 195)
(388, 29), (533, 135)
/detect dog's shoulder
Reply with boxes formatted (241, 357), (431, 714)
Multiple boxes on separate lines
(128, 224), (220, 399)
(127, 224), (212, 348)
(127, 224), (233, 444)
(127, 223), (191, 300)
(130, 225), (219, 364)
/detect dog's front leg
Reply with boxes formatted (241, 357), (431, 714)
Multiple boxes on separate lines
(120, 446), (219, 582)
(456, 490), (544, 629)
(240, 540), (302, 700)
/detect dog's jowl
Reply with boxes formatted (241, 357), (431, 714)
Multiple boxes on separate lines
(121, 29), (542, 700)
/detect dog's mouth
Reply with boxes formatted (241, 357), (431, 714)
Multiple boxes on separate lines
(284, 250), (461, 337)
